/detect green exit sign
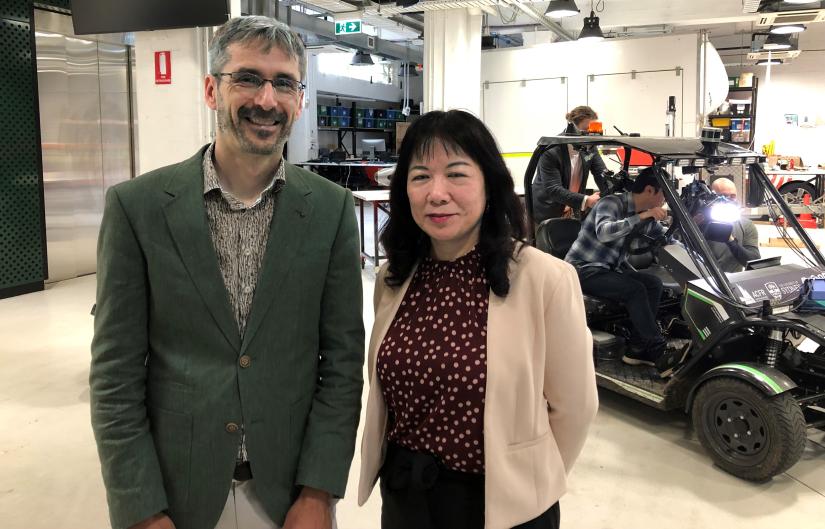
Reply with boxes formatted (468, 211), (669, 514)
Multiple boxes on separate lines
(335, 20), (362, 35)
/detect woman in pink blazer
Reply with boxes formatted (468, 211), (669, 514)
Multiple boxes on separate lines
(358, 110), (598, 529)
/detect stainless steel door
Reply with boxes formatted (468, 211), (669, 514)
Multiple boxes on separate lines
(34, 11), (133, 282)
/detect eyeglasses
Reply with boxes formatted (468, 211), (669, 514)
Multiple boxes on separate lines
(215, 72), (306, 95)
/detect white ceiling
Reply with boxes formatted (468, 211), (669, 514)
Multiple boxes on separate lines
(486, 0), (763, 33)
(296, 0), (825, 50)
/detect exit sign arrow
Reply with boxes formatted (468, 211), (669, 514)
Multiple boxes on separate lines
(335, 20), (362, 35)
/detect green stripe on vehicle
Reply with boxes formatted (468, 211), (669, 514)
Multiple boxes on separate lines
(684, 290), (707, 339)
(687, 289), (715, 305)
(723, 364), (784, 393)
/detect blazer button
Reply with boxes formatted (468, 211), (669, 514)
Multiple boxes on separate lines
(225, 422), (240, 433)
(239, 355), (251, 368)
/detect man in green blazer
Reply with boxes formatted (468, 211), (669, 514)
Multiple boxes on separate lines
(90, 16), (364, 529)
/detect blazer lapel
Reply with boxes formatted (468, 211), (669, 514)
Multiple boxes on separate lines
(368, 265), (416, 378)
(240, 166), (313, 353)
(162, 148), (241, 351)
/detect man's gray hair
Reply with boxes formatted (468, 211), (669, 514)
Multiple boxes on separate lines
(209, 16), (306, 80)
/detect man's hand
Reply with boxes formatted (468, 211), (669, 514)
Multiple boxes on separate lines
(640, 207), (667, 222)
(283, 487), (332, 529)
(585, 192), (601, 209)
(127, 513), (175, 529)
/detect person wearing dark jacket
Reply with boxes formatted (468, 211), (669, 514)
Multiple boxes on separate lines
(531, 106), (608, 223)
(709, 178), (760, 272)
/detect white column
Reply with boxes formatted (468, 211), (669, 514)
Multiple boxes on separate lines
(287, 54), (319, 164)
(134, 28), (212, 174)
(424, 9), (482, 115)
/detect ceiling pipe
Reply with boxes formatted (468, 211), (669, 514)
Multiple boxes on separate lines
(499, 0), (576, 41)
(275, 4), (424, 61)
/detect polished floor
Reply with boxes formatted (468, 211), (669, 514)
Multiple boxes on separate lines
(1, 269), (824, 529)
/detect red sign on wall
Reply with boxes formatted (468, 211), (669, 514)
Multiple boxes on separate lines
(155, 51), (171, 85)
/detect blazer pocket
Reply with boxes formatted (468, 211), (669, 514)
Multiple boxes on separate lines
(147, 379), (191, 414)
(507, 429), (551, 451)
(502, 429), (565, 513)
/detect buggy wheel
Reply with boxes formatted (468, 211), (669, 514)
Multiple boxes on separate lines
(779, 181), (817, 204)
(692, 377), (806, 481)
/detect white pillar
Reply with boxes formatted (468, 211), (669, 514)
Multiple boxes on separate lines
(287, 54), (319, 164)
(134, 28), (212, 173)
(424, 9), (482, 115)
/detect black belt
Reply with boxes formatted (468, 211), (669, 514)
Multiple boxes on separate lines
(233, 461), (253, 482)
(381, 443), (483, 491)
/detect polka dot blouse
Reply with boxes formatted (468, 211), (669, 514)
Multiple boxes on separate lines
(377, 248), (489, 474)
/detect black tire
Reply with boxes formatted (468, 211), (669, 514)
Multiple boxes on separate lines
(691, 377), (806, 481)
(779, 181), (817, 204)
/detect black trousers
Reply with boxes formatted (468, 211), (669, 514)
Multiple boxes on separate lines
(379, 443), (561, 529)
(578, 268), (664, 348)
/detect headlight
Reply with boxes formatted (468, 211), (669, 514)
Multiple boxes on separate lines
(710, 202), (741, 224)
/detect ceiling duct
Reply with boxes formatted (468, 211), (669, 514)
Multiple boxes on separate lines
(742, 0), (825, 26)
(747, 48), (802, 60)
(305, 43), (355, 53)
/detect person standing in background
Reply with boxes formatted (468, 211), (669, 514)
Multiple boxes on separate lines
(532, 105), (608, 223)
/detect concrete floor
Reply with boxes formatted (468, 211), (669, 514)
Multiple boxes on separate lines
(1, 267), (824, 528)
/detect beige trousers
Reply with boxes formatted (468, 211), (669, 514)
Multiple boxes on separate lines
(214, 480), (338, 529)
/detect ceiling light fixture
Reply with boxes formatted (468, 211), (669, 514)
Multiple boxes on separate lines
(579, 10), (605, 41)
(783, 0), (814, 4)
(770, 23), (806, 34)
(757, 58), (784, 65)
(763, 33), (792, 50)
(350, 50), (374, 66)
(545, 0), (580, 18)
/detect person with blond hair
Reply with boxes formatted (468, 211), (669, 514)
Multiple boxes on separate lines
(532, 105), (608, 222)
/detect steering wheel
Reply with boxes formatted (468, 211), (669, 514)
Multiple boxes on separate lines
(623, 218), (667, 256)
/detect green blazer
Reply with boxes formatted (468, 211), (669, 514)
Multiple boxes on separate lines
(90, 146), (365, 529)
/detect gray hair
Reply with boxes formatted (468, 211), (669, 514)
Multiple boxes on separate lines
(209, 16), (306, 80)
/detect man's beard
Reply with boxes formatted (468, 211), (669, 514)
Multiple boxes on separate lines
(216, 96), (292, 155)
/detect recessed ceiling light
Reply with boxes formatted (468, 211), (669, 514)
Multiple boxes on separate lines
(770, 24), (806, 34)
(757, 58), (784, 66)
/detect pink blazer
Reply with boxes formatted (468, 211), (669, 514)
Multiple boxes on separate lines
(358, 245), (598, 529)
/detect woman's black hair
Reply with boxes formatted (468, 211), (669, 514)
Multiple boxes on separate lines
(379, 109), (526, 297)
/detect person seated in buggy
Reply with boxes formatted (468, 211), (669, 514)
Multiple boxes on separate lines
(565, 167), (683, 377)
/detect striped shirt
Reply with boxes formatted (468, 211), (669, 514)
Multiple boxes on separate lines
(202, 143), (286, 464)
(202, 143), (285, 337)
(565, 192), (665, 271)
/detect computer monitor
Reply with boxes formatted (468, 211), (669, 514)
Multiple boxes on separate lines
(361, 138), (387, 160)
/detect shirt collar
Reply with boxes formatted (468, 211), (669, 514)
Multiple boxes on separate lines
(623, 191), (636, 216)
(202, 143), (286, 208)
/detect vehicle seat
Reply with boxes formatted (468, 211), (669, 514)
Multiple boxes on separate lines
(535, 218), (625, 316)
(626, 245), (682, 294)
(535, 218), (581, 259)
